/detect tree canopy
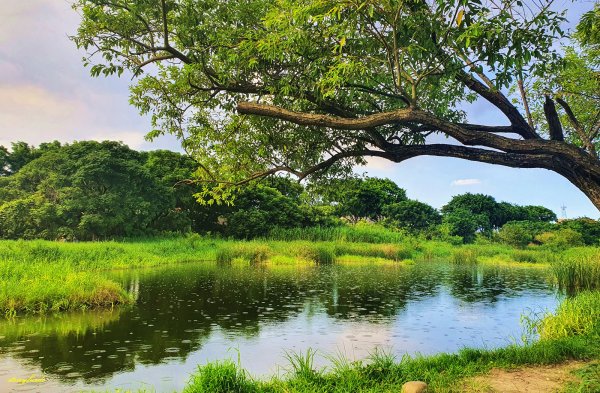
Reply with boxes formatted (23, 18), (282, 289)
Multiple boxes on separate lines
(71, 0), (600, 210)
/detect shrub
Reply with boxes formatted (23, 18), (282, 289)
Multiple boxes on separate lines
(535, 229), (584, 249)
(497, 222), (535, 248)
(557, 218), (600, 246)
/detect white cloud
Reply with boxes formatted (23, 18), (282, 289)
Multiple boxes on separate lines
(364, 156), (395, 171)
(451, 178), (482, 186)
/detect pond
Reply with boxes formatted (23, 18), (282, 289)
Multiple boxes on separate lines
(0, 261), (558, 392)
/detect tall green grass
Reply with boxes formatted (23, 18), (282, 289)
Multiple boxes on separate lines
(267, 223), (406, 244)
(552, 249), (600, 294)
(452, 248), (479, 264)
(184, 360), (257, 393)
(537, 291), (600, 340)
(216, 243), (271, 264)
(0, 236), (222, 314)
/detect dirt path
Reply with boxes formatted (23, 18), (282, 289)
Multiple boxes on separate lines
(459, 361), (586, 392)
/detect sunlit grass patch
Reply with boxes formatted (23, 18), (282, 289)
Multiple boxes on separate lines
(452, 248), (479, 264)
(537, 291), (600, 340)
(215, 243), (271, 265)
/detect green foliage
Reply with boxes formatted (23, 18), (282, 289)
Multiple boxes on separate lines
(224, 184), (306, 239)
(557, 218), (600, 246)
(442, 208), (479, 243)
(383, 199), (441, 233)
(528, 7), (600, 157)
(498, 222), (535, 248)
(443, 193), (499, 232)
(0, 141), (180, 240)
(536, 229), (585, 250)
(498, 220), (553, 248)
(427, 223), (464, 245)
(325, 178), (407, 222)
(442, 195), (557, 243)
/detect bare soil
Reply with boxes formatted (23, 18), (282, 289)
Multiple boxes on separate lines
(460, 361), (585, 392)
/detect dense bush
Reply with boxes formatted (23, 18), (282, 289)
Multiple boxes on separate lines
(535, 229), (585, 249)
(557, 218), (600, 246)
(497, 221), (553, 248)
(383, 199), (441, 232)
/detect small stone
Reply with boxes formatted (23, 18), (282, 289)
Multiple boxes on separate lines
(401, 381), (428, 393)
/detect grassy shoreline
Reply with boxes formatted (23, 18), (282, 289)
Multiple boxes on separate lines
(179, 291), (600, 392)
(182, 335), (600, 392)
(1, 236), (599, 391)
(1, 236), (598, 315)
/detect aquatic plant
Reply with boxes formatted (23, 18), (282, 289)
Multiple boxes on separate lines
(294, 243), (336, 264)
(215, 243), (271, 265)
(452, 248), (479, 264)
(552, 249), (600, 294)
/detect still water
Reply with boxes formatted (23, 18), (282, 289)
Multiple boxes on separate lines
(0, 262), (558, 392)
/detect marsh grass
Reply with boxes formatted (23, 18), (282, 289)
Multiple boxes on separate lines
(333, 242), (414, 261)
(294, 244), (336, 264)
(267, 224), (405, 243)
(216, 243), (271, 265)
(0, 236), (221, 314)
(552, 249), (600, 294)
(452, 248), (479, 264)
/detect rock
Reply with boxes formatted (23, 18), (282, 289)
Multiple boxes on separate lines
(401, 380), (428, 393)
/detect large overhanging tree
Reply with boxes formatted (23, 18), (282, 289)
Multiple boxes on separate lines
(72, 0), (600, 209)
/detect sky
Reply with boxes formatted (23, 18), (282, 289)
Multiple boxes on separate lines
(0, 0), (598, 219)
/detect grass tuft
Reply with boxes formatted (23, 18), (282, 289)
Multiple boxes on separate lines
(183, 360), (258, 393)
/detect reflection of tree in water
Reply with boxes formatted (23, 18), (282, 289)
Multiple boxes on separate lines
(447, 264), (552, 303)
(0, 262), (552, 384)
(322, 264), (442, 319)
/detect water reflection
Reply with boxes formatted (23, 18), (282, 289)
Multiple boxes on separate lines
(0, 262), (557, 392)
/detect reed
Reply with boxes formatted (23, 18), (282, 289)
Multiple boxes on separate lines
(552, 249), (600, 294)
(452, 248), (479, 264)
(215, 243), (271, 264)
(266, 223), (405, 244)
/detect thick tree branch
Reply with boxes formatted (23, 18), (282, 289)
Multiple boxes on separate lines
(455, 70), (539, 140)
(544, 96), (565, 141)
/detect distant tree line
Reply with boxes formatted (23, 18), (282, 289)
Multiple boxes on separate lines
(1, 141), (598, 245)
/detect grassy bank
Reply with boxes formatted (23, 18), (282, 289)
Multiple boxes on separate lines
(0, 236), (222, 315)
(179, 291), (600, 392)
(2, 235), (598, 315)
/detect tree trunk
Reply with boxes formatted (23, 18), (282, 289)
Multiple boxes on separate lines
(564, 169), (600, 212)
